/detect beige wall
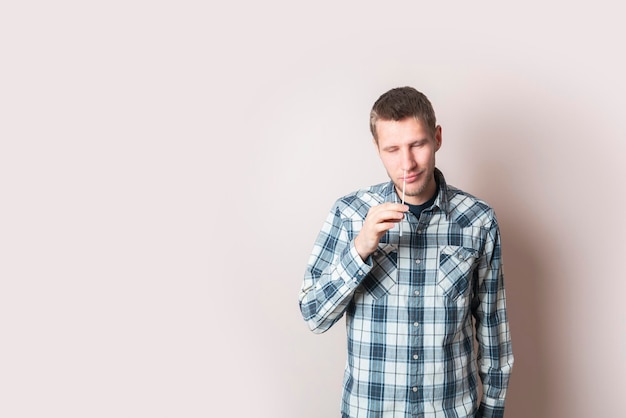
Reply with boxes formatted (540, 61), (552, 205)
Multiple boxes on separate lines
(2, 1), (624, 417)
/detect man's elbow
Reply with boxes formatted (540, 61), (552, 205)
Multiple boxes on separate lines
(306, 318), (331, 334)
(300, 305), (333, 334)
(300, 307), (331, 334)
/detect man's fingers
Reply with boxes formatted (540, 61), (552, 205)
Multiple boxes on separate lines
(371, 207), (407, 224)
(375, 221), (401, 233)
(374, 202), (409, 212)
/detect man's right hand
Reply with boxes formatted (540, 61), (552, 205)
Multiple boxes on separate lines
(354, 202), (408, 261)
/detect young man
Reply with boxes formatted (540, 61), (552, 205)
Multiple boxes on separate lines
(299, 87), (514, 418)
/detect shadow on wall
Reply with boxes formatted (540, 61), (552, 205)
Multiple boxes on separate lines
(466, 110), (556, 417)
(496, 206), (551, 418)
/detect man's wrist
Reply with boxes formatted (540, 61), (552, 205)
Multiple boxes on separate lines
(354, 234), (373, 261)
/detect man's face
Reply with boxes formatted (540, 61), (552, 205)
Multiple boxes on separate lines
(374, 117), (442, 205)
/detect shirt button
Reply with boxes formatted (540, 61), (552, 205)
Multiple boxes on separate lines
(358, 271), (363, 276)
(415, 259), (421, 264)
(414, 290), (420, 296)
(413, 322), (419, 327)
(412, 387), (418, 392)
(413, 354), (419, 360)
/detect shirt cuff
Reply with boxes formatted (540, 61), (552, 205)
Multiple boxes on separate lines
(340, 242), (372, 288)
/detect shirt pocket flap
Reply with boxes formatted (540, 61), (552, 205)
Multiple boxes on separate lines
(438, 245), (479, 300)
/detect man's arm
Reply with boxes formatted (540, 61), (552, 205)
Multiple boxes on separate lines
(298, 205), (371, 333)
(473, 215), (514, 418)
(299, 201), (407, 333)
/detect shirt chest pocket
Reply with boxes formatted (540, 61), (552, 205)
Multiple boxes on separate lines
(360, 243), (398, 301)
(437, 245), (479, 301)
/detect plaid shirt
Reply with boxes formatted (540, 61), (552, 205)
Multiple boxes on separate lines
(299, 169), (513, 418)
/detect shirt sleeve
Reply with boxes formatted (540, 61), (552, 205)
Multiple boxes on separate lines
(473, 215), (514, 418)
(298, 204), (371, 333)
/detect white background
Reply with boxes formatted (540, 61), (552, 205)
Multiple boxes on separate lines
(1, 1), (625, 417)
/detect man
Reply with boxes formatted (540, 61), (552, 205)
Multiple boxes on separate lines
(298, 87), (513, 418)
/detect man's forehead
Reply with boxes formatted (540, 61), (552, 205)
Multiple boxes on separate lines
(376, 118), (433, 141)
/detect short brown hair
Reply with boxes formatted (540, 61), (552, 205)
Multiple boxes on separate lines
(369, 87), (437, 141)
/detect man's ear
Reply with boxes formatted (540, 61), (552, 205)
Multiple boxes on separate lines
(434, 125), (442, 151)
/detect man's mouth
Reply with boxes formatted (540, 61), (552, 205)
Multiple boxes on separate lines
(402, 172), (420, 183)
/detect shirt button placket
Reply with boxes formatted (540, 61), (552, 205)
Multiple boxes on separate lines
(410, 253), (422, 405)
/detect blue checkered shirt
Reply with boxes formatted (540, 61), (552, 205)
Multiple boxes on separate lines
(299, 169), (513, 418)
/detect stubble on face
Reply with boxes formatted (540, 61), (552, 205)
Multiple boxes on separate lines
(392, 167), (436, 204)
(404, 172), (435, 198)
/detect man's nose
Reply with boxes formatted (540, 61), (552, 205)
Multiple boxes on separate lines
(401, 149), (415, 170)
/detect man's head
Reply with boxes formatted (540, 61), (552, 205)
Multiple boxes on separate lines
(370, 87), (437, 143)
(370, 87), (442, 205)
